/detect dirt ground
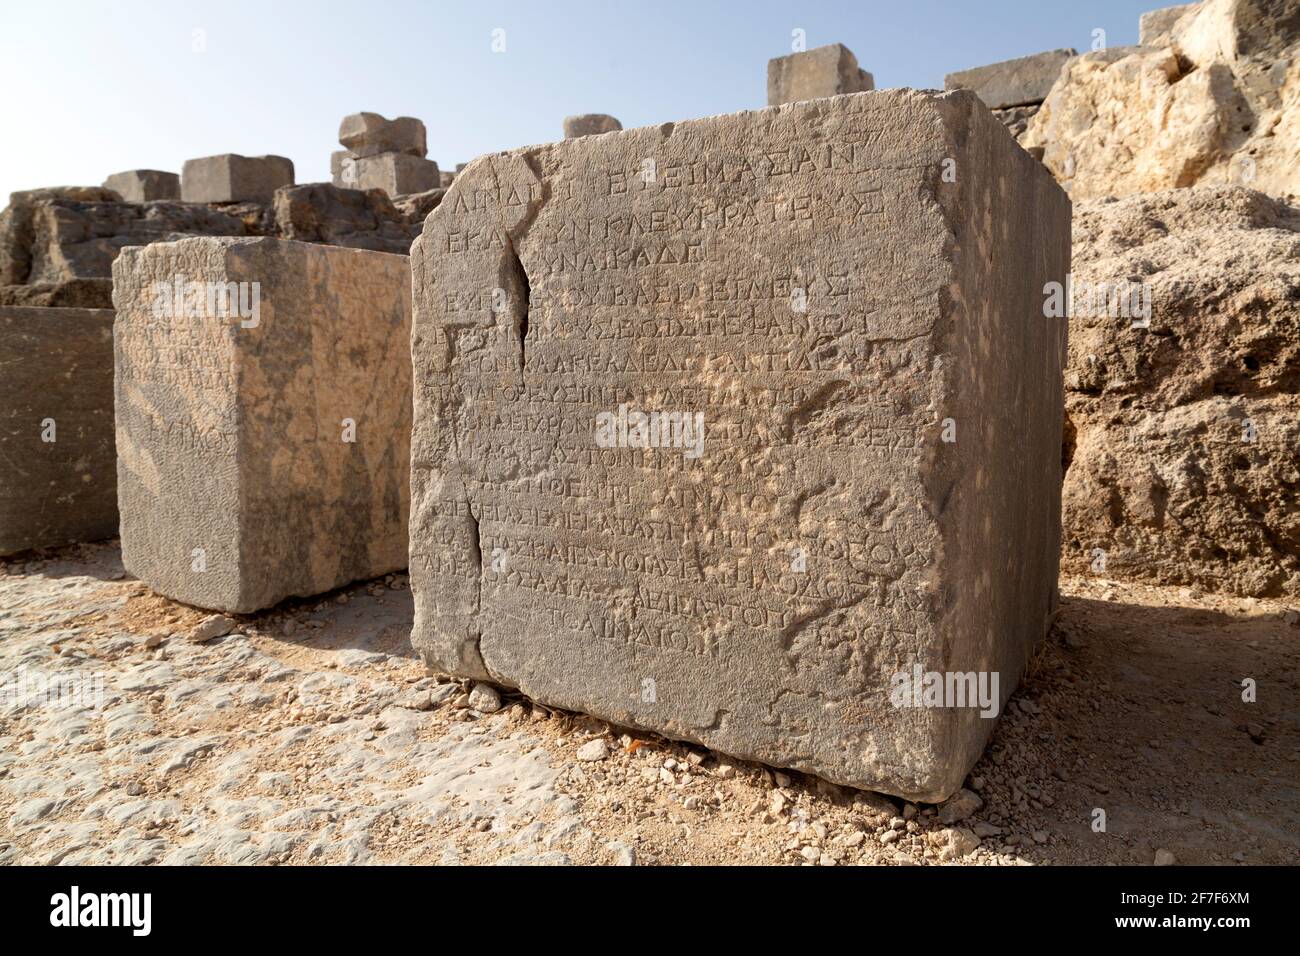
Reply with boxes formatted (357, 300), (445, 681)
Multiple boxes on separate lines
(1, 540), (1295, 866)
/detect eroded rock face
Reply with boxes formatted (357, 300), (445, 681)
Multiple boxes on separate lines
(1, 195), (259, 308)
(1024, 0), (1299, 200)
(112, 237), (412, 613)
(19, 199), (257, 286)
(0, 306), (118, 554)
(1063, 186), (1300, 597)
(408, 90), (1070, 801)
(392, 188), (446, 227)
(272, 182), (419, 254)
(1, 182), (437, 307)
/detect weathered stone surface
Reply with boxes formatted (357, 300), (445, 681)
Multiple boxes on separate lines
(944, 48), (1076, 109)
(1, 195), (254, 286)
(1172, 0), (1300, 67)
(347, 153), (440, 197)
(11, 186), (122, 205)
(2, 188), (118, 284)
(408, 90), (1070, 801)
(103, 170), (181, 203)
(992, 103), (1041, 139)
(338, 112), (427, 159)
(0, 306), (117, 554)
(392, 188), (446, 227)
(0, 279), (114, 309)
(563, 114), (622, 139)
(330, 149), (354, 186)
(181, 154), (295, 204)
(1024, 0), (1300, 200)
(112, 236), (411, 613)
(1140, 4), (1197, 46)
(767, 43), (873, 106)
(439, 171), (456, 189)
(272, 182), (418, 254)
(1064, 186), (1299, 597)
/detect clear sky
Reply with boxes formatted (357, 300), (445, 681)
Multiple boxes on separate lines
(1, 0), (1159, 200)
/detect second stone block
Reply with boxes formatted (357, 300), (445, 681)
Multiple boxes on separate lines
(112, 236), (411, 612)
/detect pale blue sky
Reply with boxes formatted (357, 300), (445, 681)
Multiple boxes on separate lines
(1, 0), (1158, 200)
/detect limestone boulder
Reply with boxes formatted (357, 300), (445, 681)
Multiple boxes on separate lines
(1024, 0), (1300, 200)
(392, 187), (446, 227)
(347, 153), (440, 197)
(1063, 186), (1300, 596)
(2, 196), (255, 287)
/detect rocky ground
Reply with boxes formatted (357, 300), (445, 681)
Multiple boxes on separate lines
(1, 540), (1295, 866)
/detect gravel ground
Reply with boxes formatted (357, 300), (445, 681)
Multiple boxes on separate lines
(2, 541), (1296, 866)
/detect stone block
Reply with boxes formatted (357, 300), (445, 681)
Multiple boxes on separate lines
(103, 170), (181, 203)
(347, 153), (440, 197)
(944, 48), (1076, 109)
(272, 182), (417, 255)
(407, 90), (1070, 801)
(338, 112), (427, 159)
(0, 306), (117, 554)
(112, 236), (411, 612)
(181, 154), (294, 204)
(563, 114), (623, 138)
(767, 43), (874, 105)
(330, 149), (354, 186)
